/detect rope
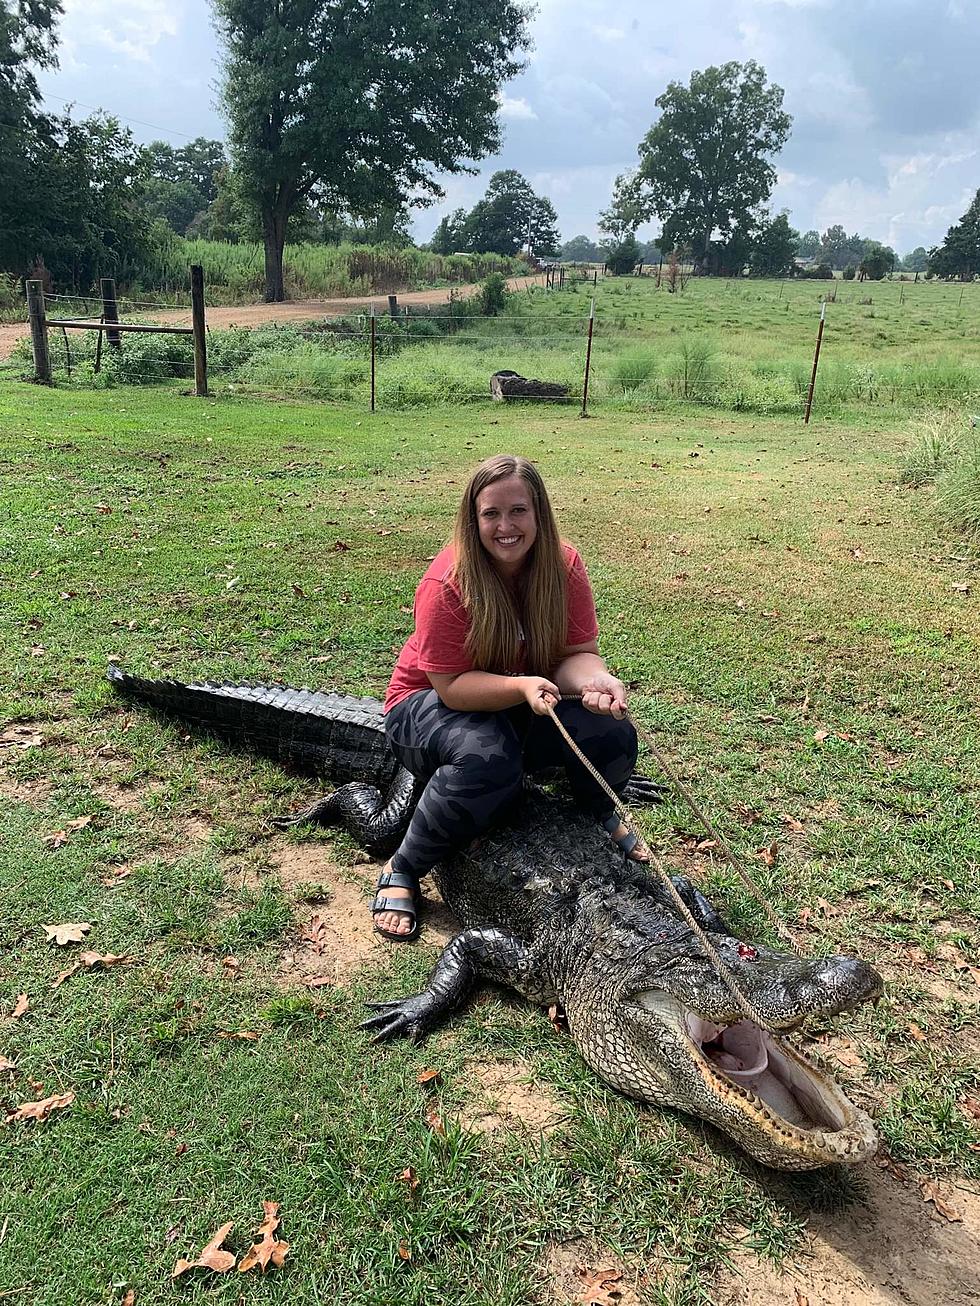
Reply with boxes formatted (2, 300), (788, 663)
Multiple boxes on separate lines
(544, 697), (799, 1033)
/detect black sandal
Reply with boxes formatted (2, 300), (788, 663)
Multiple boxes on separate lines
(601, 813), (650, 862)
(371, 867), (420, 942)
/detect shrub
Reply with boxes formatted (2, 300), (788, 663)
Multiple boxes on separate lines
(934, 433), (980, 543)
(610, 347), (657, 392)
(605, 235), (641, 276)
(478, 272), (508, 316)
(663, 336), (718, 402)
(843, 265), (857, 281)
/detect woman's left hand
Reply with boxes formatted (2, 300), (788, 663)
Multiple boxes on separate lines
(580, 673), (628, 719)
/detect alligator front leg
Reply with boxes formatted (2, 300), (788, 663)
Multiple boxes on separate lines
(361, 928), (553, 1042)
(272, 766), (419, 856)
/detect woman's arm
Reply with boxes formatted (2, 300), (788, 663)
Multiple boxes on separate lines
(553, 641), (628, 718)
(428, 670), (561, 715)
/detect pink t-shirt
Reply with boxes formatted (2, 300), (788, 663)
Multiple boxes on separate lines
(384, 542), (599, 712)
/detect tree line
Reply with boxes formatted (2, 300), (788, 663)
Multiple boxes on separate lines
(2, 5), (978, 300)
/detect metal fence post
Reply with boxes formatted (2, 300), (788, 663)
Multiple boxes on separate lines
(581, 297), (595, 418)
(803, 301), (826, 425)
(101, 278), (121, 351)
(370, 303), (376, 412)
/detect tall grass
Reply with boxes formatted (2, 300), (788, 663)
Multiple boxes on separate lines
(139, 239), (523, 300)
(901, 410), (980, 545)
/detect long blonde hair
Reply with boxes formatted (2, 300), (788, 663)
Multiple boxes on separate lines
(452, 455), (568, 675)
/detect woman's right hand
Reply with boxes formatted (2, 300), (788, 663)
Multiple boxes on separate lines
(520, 676), (561, 715)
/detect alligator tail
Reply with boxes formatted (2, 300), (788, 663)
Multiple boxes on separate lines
(106, 666), (398, 787)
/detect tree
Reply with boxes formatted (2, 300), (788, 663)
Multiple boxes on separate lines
(211, 0), (531, 301)
(749, 211), (799, 277)
(598, 170), (648, 244)
(0, 0), (63, 275)
(818, 225), (865, 270)
(902, 246), (929, 273)
(858, 240), (896, 280)
(604, 234), (640, 276)
(623, 61), (791, 273)
(430, 208), (468, 254)
(928, 190), (980, 280)
(457, 171), (559, 257)
(560, 235), (603, 262)
(798, 229), (820, 259)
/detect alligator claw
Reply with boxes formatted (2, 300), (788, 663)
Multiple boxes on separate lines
(621, 773), (669, 806)
(360, 993), (439, 1042)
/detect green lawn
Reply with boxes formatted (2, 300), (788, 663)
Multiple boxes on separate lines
(0, 381), (978, 1305)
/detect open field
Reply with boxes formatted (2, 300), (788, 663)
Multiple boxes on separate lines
(1, 382), (979, 1304)
(5, 274), (978, 417)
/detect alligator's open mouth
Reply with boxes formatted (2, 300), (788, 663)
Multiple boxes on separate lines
(636, 993), (878, 1165)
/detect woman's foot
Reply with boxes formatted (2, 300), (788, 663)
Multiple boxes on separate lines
(371, 861), (420, 941)
(602, 816), (651, 863)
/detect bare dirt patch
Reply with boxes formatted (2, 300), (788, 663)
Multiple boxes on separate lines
(458, 1057), (567, 1136)
(715, 1165), (980, 1306)
(540, 1240), (653, 1305)
(270, 842), (458, 987)
(0, 774), (53, 807)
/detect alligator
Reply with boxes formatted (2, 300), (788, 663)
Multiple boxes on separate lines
(108, 667), (883, 1170)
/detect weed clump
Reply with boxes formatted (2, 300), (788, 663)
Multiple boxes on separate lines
(901, 410), (980, 545)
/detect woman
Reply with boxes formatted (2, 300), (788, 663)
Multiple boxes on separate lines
(374, 454), (647, 941)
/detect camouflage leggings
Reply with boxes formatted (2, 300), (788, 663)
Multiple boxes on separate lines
(384, 689), (638, 879)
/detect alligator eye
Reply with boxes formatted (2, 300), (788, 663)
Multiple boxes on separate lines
(737, 944), (758, 960)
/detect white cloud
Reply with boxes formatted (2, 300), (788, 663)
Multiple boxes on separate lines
(498, 94), (537, 121)
(60, 0), (181, 64)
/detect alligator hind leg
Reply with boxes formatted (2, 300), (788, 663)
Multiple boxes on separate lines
(361, 927), (553, 1042)
(272, 766), (419, 856)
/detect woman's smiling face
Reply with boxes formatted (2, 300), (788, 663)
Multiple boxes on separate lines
(475, 474), (538, 576)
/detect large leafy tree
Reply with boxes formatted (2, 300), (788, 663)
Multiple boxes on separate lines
(142, 137), (228, 234)
(928, 190), (980, 280)
(620, 61), (791, 273)
(457, 170), (559, 257)
(749, 210), (799, 277)
(211, 0), (531, 301)
(0, 0), (63, 273)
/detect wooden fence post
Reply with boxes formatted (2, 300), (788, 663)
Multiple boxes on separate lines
(26, 280), (52, 384)
(190, 264), (208, 397)
(388, 294), (398, 318)
(100, 278), (121, 351)
(581, 297), (595, 418)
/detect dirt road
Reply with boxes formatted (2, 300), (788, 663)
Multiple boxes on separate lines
(0, 272), (546, 362)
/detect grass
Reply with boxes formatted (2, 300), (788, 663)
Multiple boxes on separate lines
(0, 382), (979, 1304)
(8, 272), (980, 418)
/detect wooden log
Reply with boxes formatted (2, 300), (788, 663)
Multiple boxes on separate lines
(191, 264), (208, 397)
(26, 279), (52, 384)
(490, 370), (569, 402)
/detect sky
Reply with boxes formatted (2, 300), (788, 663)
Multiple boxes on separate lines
(37, 0), (980, 256)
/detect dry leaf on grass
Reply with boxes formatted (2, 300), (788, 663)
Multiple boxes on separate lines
(0, 1055), (16, 1072)
(919, 1178), (963, 1222)
(7, 1090), (75, 1123)
(53, 952), (129, 989)
(397, 1238), (412, 1262)
(416, 1067), (440, 1087)
(816, 897), (841, 918)
(238, 1201), (290, 1274)
(121, 1291), (135, 1306)
(424, 1105), (446, 1136)
(398, 1166), (419, 1193)
(958, 1096), (980, 1124)
(10, 994), (29, 1020)
(43, 922), (91, 946)
(754, 840), (779, 868)
(216, 1030), (260, 1041)
(780, 813), (806, 834)
(576, 1263), (623, 1305)
(300, 915), (328, 954)
(172, 1222), (237, 1278)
